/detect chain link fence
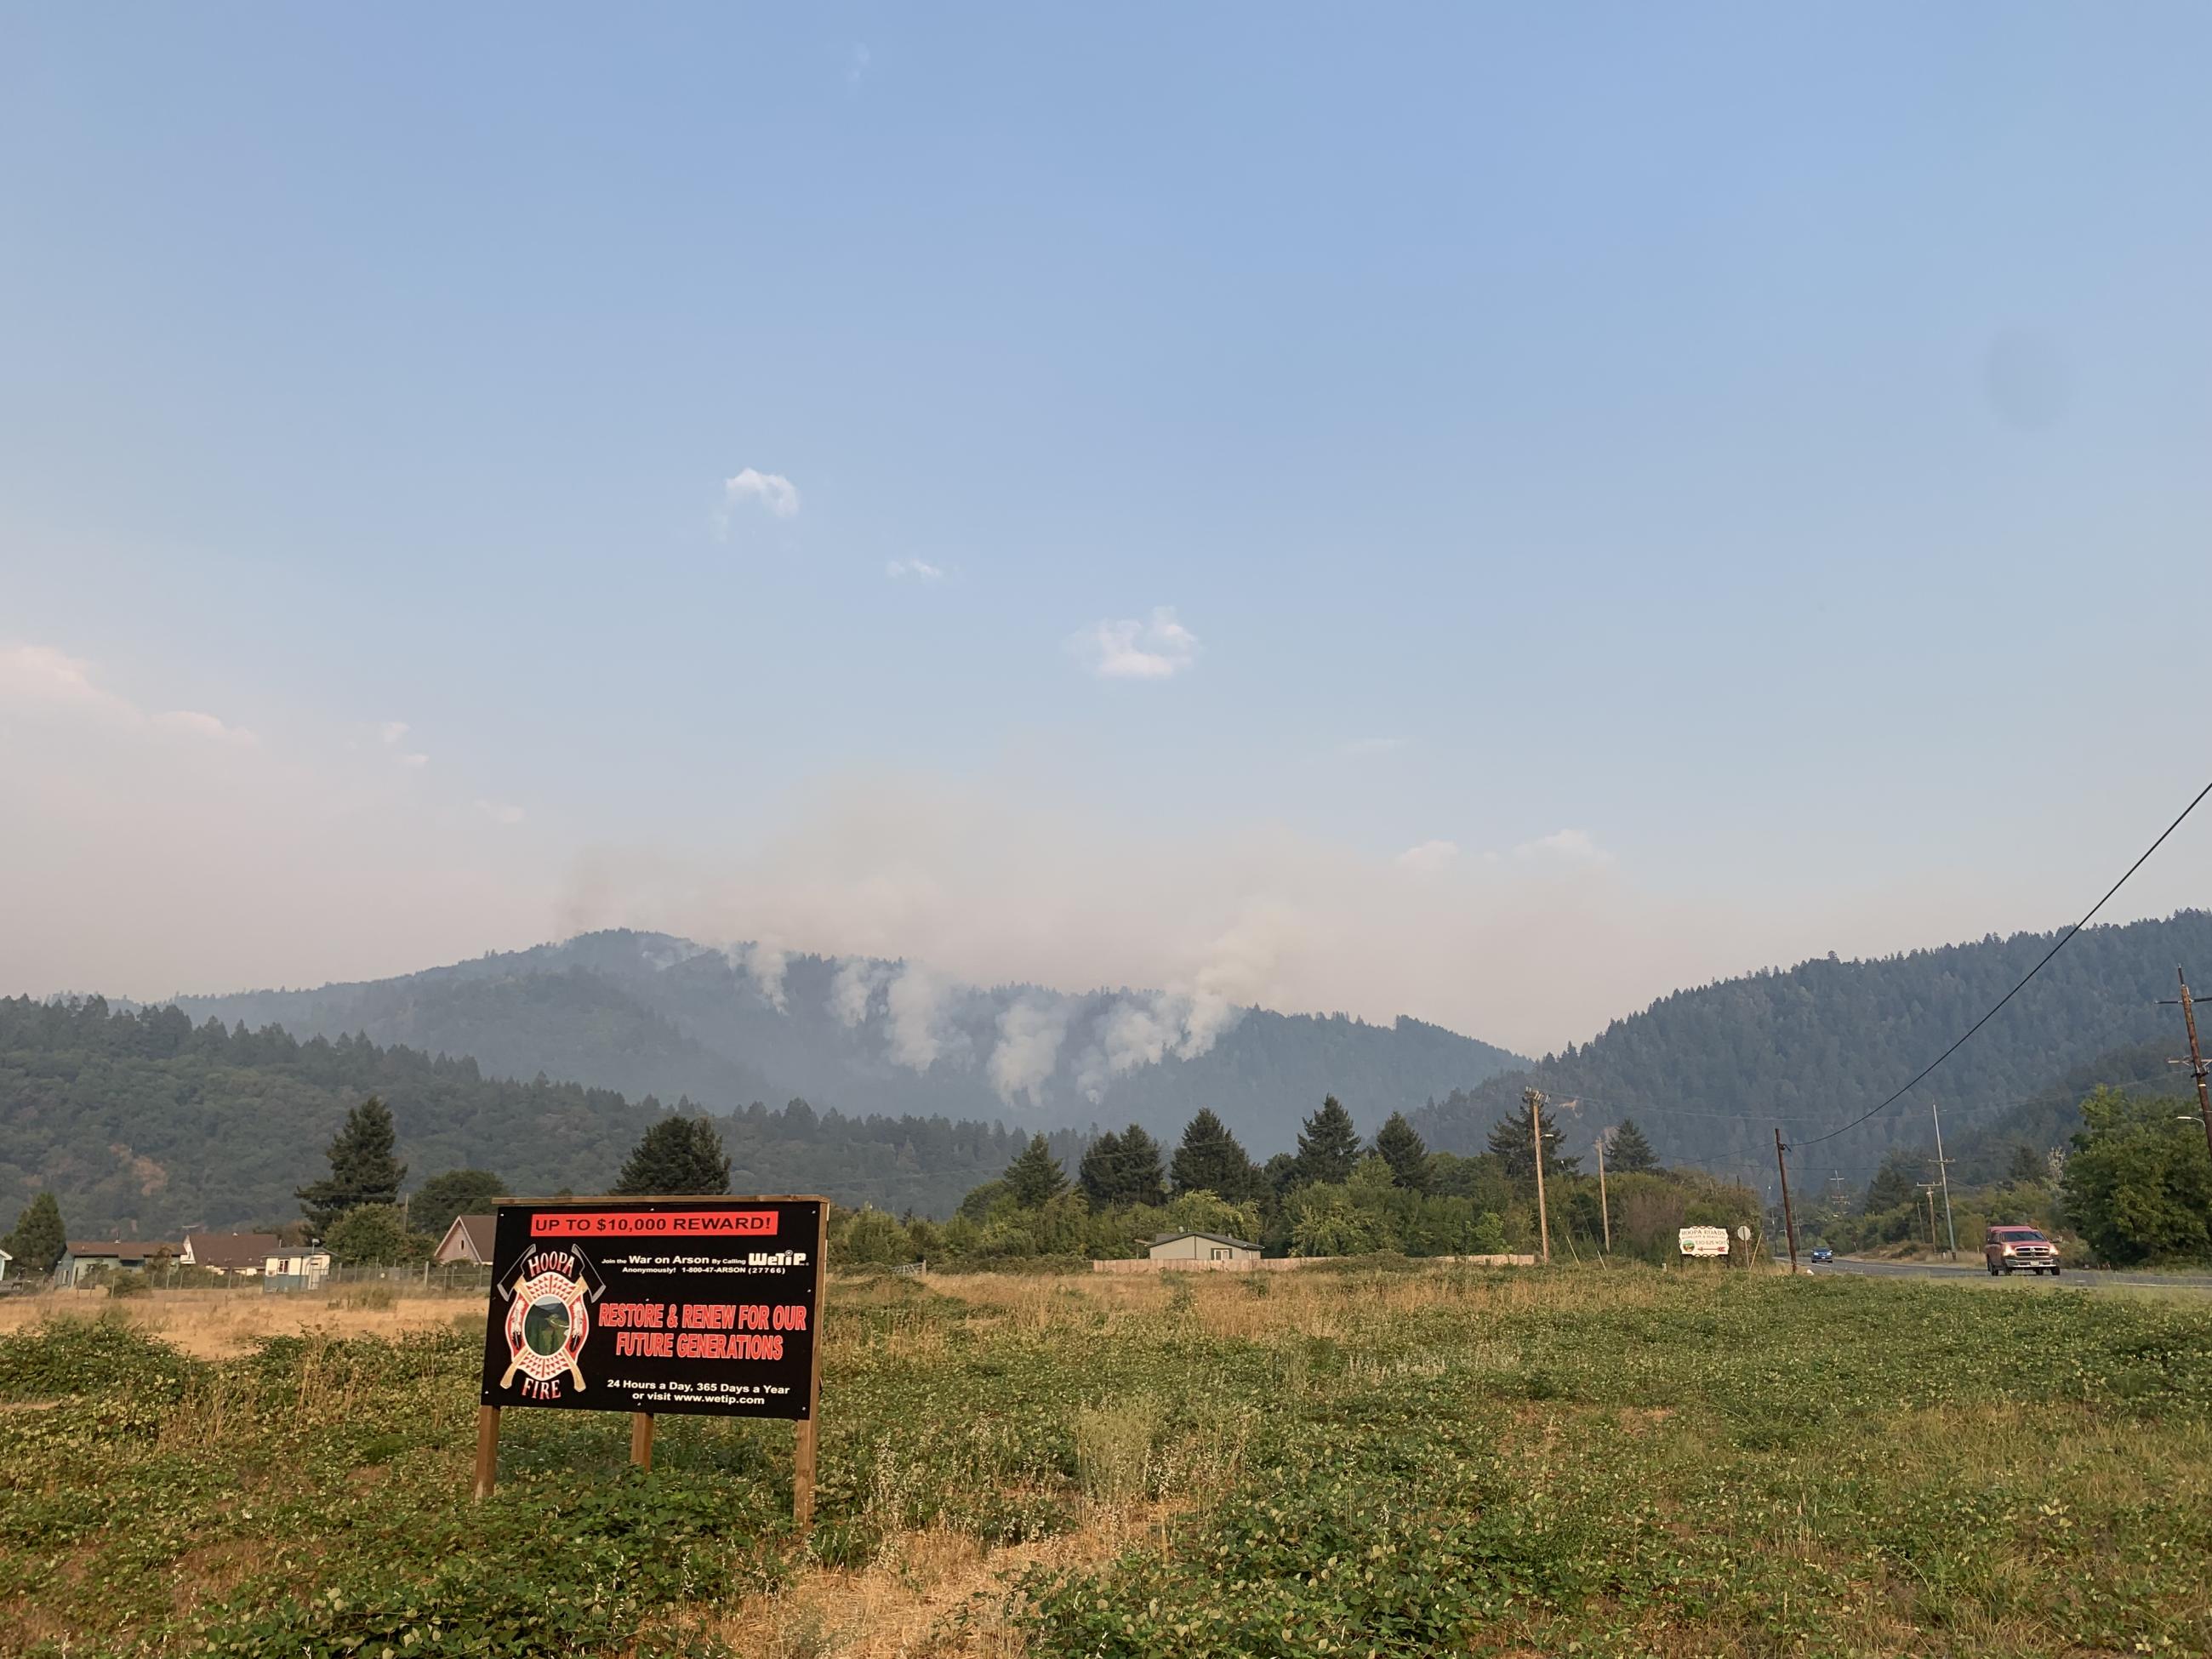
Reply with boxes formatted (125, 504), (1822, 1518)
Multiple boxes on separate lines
(122, 1261), (499, 1297)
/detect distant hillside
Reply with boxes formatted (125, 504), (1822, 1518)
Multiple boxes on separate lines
(1946, 1037), (2193, 1184)
(0, 995), (1044, 1237)
(1410, 911), (2212, 1185)
(175, 932), (1528, 1156)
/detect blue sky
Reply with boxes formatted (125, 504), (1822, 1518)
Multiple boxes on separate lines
(4, 4), (2210, 1052)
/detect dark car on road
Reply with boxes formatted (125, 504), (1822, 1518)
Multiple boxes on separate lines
(1985, 1225), (2060, 1276)
(1810, 1246), (1834, 1263)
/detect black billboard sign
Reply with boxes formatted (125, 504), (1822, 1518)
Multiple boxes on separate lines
(477, 1195), (825, 1421)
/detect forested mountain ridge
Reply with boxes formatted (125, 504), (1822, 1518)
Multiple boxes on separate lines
(0, 995), (1042, 1236)
(1946, 1035), (2193, 1184)
(174, 932), (1527, 1156)
(1411, 911), (2212, 1185)
(178, 965), (777, 1113)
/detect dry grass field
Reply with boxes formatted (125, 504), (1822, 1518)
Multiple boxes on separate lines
(0, 1286), (486, 1359)
(3, 1262), (2209, 1656)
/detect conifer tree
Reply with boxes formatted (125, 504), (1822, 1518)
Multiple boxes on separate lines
(1078, 1129), (1125, 1207)
(1293, 1096), (1364, 1188)
(1, 1192), (66, 1276)
(1373, 1111), (1433, 1192)
(1006, 1133), (1069, 1208)
(297, 1097), (408, 1234)
(1861, 1150), (1918, 1213)
(1607, 1118), (1659, 1174)
(1114, 1124), (1168, 1208)
(1170, 1109), (1262, 1200)
(1485, 1099), (1581, 1179)
(613, 1115), (732, 1195)
(1080, 1123), (1167, 1209)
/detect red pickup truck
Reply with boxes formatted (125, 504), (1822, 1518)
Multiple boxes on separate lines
(1984, 1225), (2061, 1276)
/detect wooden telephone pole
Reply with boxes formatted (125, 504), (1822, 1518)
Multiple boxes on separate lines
(2161, 966), (2212, 1168)
(1527, 1086), (1551, 1264)
(1930, 1102), (1958, 1261)
(1595, 1132), (1611, 1254)
(1773, 1127), (1798, 1273)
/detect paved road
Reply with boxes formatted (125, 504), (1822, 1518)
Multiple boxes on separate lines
(1810, 1257), (2212, 1291)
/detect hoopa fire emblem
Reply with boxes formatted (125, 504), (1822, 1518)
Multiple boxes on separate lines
(495, 1245), (607, 1400)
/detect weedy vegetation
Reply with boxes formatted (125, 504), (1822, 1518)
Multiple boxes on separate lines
(1, 1267), (2208, 1656)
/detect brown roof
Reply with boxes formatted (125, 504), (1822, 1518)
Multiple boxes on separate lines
(435, 1214), (497, 1263)
(185, 1232), (280, 1271)
(66, 1240), (181, 1258)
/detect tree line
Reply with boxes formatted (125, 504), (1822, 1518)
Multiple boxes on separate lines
(830, 1095), (1757, 1268)
(0, 1077), (1767, 1277)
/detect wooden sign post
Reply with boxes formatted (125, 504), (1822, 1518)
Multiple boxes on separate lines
(470, 1194), (829, 1528)
(472, 1405), (500, 1501)
(793, 1199), (828, 1527)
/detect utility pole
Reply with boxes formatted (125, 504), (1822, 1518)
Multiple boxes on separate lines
(1773, 1127), (1799, 1273)
(1595, 1132), (1611, 1254)
(1930, 1102), (1958, 1262)
(1917, 1183), (1939, 1249)
(1527, 1086), (1551, 1265)
(2160, 966), (2212, 1168)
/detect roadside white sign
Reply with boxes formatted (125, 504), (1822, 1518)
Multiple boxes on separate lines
(1679, 1225), (1730, 1257)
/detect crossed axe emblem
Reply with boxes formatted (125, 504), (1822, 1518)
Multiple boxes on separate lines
(496, 1246), (607, 1393)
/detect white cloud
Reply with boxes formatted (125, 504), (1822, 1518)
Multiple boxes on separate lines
(152, 710), (259, 747)
(1394, 839), (1460, 875)
(847, 43), (871, 86)
(1, 643), (255, 746)
(885, 558), (945, 582)
(475, 799), (525, 825)
(368, 721), (425, 766)
(0, 643), (132, 719)
(719, 467), (801, 533)
(1071, 607), (1200, 681)
(1514, 828), (1611, 865)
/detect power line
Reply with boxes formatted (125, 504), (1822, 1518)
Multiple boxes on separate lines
(1793, 775), (2212, 1150)
(1639, 1147), (1776, 1181)
(1557, 1092), (2038, 1132)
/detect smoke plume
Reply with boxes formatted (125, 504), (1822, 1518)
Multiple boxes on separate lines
(829, 958), (888, 1028)
(989, 994), (1075, 1106)
(726, 939), (790, 1012)
(885, 961), (966, 1071)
